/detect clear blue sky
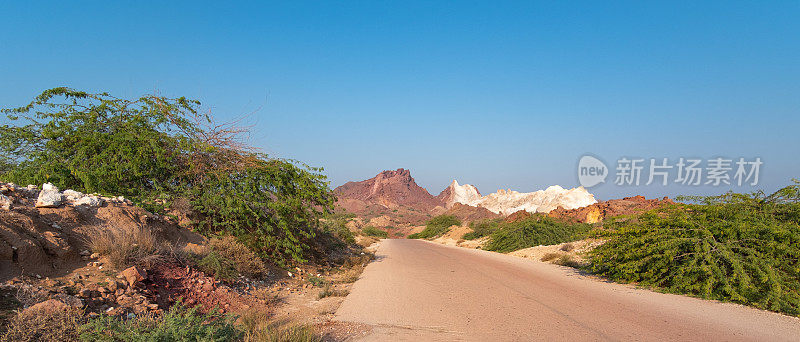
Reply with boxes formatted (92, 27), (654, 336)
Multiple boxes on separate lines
(1, 1), (798, 200)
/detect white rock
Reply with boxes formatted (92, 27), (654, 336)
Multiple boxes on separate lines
(74, 195), (103, 207)
(35, 183), (63, 208)
(63, 189), (85, 201)
(0, 194), (12, 210)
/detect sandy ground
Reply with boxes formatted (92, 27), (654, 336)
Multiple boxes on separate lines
(509, 238), (604, 264)
(335, 239), (800, 341)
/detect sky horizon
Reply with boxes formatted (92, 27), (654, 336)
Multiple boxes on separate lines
(2, 1), (798, 201)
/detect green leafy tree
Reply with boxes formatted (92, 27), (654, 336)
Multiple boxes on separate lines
(1, 87), (335, 265)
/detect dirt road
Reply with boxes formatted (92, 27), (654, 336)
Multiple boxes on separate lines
(334, 239), (800, 341)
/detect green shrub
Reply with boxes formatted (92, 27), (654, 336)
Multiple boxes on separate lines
(361, 226), (388, 238)
(79, 303), (241, 341)
(484, 217), (592, 253)
(197, 251), (239, 281)
(319, 213), (356, 244)
(462, 219), (500, 240)
(307, 275), (326, 287)
(0, 88), (336, 266)
(589, 182), (800, 316)
(408, 215), (461, 239)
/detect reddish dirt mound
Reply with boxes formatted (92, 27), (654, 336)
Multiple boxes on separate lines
(504, 210), (533, 223)
(444, 203), (500, 223)
(146, 262), (267, 314)
(548, 195), (674, 223)
(0, 183), (204, 281)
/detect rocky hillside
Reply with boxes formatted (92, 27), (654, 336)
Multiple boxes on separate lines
(0, 182), (202, 280)
(334, 168), (442, 215)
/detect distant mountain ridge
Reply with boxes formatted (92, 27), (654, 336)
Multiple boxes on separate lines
(334, 169), (597, 219)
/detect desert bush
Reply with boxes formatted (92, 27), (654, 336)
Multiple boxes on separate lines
(197, 251), (239, 281)
(317, 284), (349, 299)
(560, 243), (575, 252)
(307, 275), (326, 287)
(462, 219), (500, 240)
(484, 217), (592, 253)
(87, 227), (171, 269)
(0, 88), (336, 266)
(589, 181), (800, 316)
(553, 255), (583, 268)
(408, 215), (461, 239)
(79, 303), (241, 341)
(207, 236), (267, 279)
(361, 226), (388, 238)
(1, 307), (84, 342)
(540, 252), (562, 262)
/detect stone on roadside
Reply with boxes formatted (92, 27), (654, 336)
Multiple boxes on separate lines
(21, 299), (68, 316)
(35, 183), (63, 208)
(120, 266), (147, 286)
(0, 194), (11, 210)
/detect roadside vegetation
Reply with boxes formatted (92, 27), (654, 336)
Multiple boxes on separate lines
(408, 215), (461, 239)
(361, 226), (388, 238)
(0, 88), (362, 340)
(1, 303), (322, 342)
(0, 88), (338, 266)
(483, 216), (593, 253)
(589, 180), (800, 316)
(462, 219), (501, 240)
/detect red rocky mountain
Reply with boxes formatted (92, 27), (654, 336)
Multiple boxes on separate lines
(334, 168), (442, 211)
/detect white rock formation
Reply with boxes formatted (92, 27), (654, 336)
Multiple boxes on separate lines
(35, 183), (64, 208)
(442, 180), (597, 216)
(440, 180), (482, 208)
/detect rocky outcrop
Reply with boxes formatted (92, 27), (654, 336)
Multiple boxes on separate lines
(443, 202), (500, 222)
(436, 180), (482, 209)
(548, 195), (674, 223)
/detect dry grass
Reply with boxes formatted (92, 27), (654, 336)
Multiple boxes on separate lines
(553, 254), (583, 268)
(317, 284), (349, 300)
(207, 236), (267, 279)
(239, 310), (321, 342)
(335, 268), (361, 284)
(560, 243), (575, 252)
(86, 226), (173, 269)
(540, 252), (562, 262)
(0, 307), (84, 342)
(13, 287), (48, 308)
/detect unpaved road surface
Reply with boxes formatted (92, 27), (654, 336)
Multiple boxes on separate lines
(335, 239), (800, 341)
